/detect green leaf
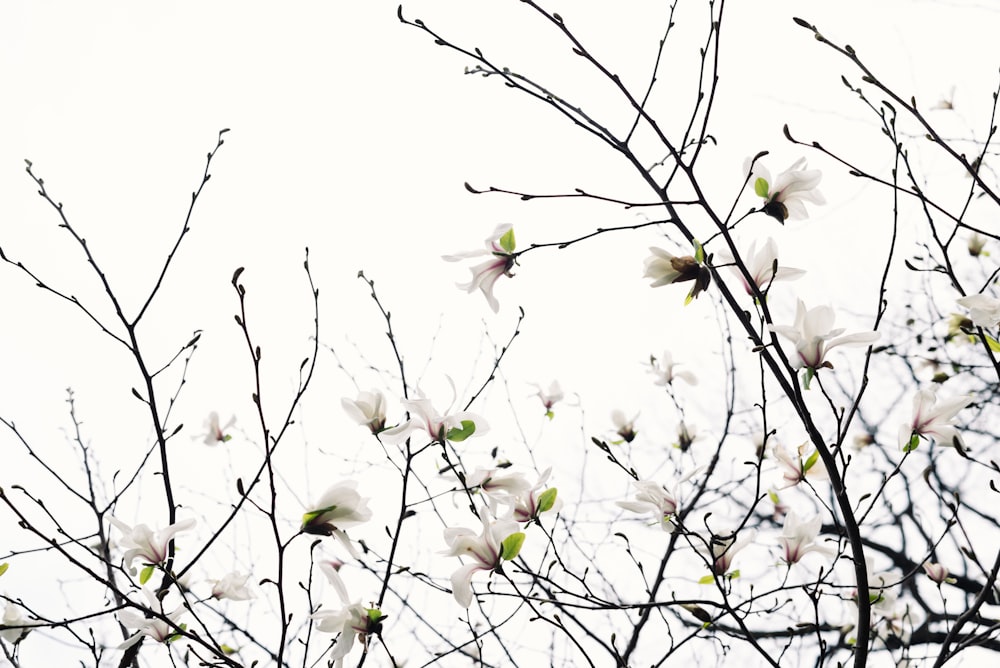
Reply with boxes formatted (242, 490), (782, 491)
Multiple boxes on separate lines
(730, 569), (741, 579)
(500, 532), (526, 561)
(802, 367), (815, 390)
(537, 488), (558, 514)
(693, 239), (705, 264)
(803, 448), (819, 473)
(222, 434), (232, 442)
(767, 490), (780, 505)
(545, 410), (555, 421)
(0, 563), (8, 578)
(986, 334), (1000, 352)
(698, 574), (715, 585)
(301, 504), (337, 526)
(446, 420), (477, 442)
(499, 227), (516, 253)
(220, 644), (237, 655)
(754, 177), (770, 198)
(367, 607), (384, 623)
(139, 564), (155, 585)
(904, 433), (920, 453)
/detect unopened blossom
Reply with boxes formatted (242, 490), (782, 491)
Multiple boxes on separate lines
(676, 421), (699, 452)
(341, 390), (387, 434)
(617, 480), (681, 532)
(301, 481), (372, 556)
(643, 247), (711, 300)
(109, 516), (196, 574)
(701, 530), (756, 576)
(956, 293), (1000, 329)
(922, 561), (955, 585)
(312, 563), (384, 667)
(899, 388), (973, 451)
(931, 86), (956, 110)
(1, 602), (35, 644)
(117, 588), (186, 649)
(380, 397), (488, 445)
(443, 508), (523, 608)
(649, 351), (698, 386)
(443, 223), (517, 313)
(611, 409), (639, 443)
(770, 299), (879, 372)
(511, 468), (562, 523)
(210, 572), (255, 601)
(747, 157), (826, 222)
(967, 232), (987, 257)
(779, 511), (835, 565)
(718, 237), (806, 295)
(198, 412), (235, 445)
(771, 441), (827, 489)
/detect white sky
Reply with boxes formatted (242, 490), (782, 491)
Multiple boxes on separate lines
(2, 1), (999, 665)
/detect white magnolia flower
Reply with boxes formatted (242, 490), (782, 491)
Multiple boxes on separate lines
(117, 588), (186, 649)
(649, 351), (698, 386)
(511, 468), (562, 523)
(618, 479), (684, 533)
(956, 293), (1000, 328)
(312, 563), (383, 667)
(643, 247), (701, 287)
(717, 237), (805, 295)
(898, 388), (973, 451)
(770, 441), (827, 489)
(770, 300), (879, 371)
(611, 409), (639, 443)
(531, 381), (564, 411)
(442, 508), (523, 608)
(967, 232), (987, 257)
(210, 572), (255, 601)
(301, 481), (372, 556)
(197, 411), (235, 445)
(463, 468), (533, 500)
(922, 561), (955, 585)
(380, 397), (488, 445)
(1, 601), (35, 644)
(747, 157), (826, 222)
(700, 529), (757, 576)
(443, 223), (517, 313)
(779, 511), (835, 565)
(341, 390), (387, 434)
(109, 516), (196, 574)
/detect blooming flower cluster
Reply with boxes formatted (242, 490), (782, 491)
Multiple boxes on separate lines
(779, 511), (834, 565)
(301, 481), (373, 557)
(109, 516), (196, 583)
(771, 441), (827, 489)
(380, 397), (488, 445)
(717, 237), (805, 296)
(341, 390), (387, 434)
(899, 388), (973, 452)
(312, 562), (384, 667)
(643, 244), (711, 302)
(117, 588), (186, 649)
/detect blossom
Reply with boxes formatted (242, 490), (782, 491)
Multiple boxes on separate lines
(462, 468), (533, 500)
(956, 293), (1000, 328)
(700, 529), (756, 576)
(117, 588), (186, 649)
(779, 511), (835, 565)
(922, 561), (955, 585)
(531, 381), (563, 418)
(210, 572), (255, 601)
(769, 299), (879, 372)
(379, 397), (488, 445)
(617, 480), (681, 532)
(675, 421), (699, 452)
(443, 223), (517, 313)
(312, 563), (384, 667)
(717, 237), (805, 295)
(931, 86), (956, 110)
(511, 468), (562, 523)
(967, 232), (987, 257)
(1, 601), (35, 644)
(771, 441), (827, 489)
(611, 409), (639, 443)
(197, 412), (235, 445)
(109, 516), (196, 575)
(341, 390), (387, 434)
(301, 481), (372, 556)
(443, 508), (524, 608)
(649, 351), (698, 386)
(747, 157), (826, 222)
(898, 388), (973, 451)
(643, 247), (711, 300)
